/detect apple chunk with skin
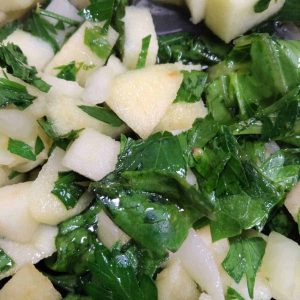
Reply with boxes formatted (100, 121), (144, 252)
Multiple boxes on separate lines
(0, 264), (61, 300)
(185, 0), (207, 24)
(62, 128), (120, 181)
(29, 148), (92, 225)
(205, 0), (285, 43)
(107, 64), (183, 139)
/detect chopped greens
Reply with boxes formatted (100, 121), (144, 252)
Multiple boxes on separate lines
(79, 0), (115, 23)
(84, 25), (113, 60)
(0, 248), (14, 273)
(254, 0), (272, 13)
(225, 287), (245, 300)
(222, 236), (266, 299)
(136, 35), (152, 69)
(78, 105), (124, 127)
(0, 43), (50, 92)
(51, 171), (86, 210)
(34, 136), (45, 156)
(0, 77), (36, 109)
(7, 138), (36, 161)
(174, 70), (207, 103)
(55, 61), (78, 81)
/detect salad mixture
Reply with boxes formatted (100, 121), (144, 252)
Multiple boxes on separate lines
(0, 0), (299, 299)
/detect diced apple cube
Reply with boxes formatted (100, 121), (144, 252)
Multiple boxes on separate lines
(260, 231), (300, 300)
(29, 148), (92, 225)
(123, 6), (158, 69)
(82, 56), (126, 104)
(205, 0), (285, 43)
(154, 101), (207, 133)
(107, 64), (183, 138)
(4, 30), (54, 71)
(156, 258), (200, 300)
(0, 225), (58, 280)
(0, 182), (39, 243)
(0, 0), (36, 12)
(46, 93), (124, 138)
(62, 128), (120, 181)
(97, 211), (130, 249)
(0, 109), (37, 141)
(185, 0), (207, 24)
(174, 229), (224, 300)
(0, 264), (61, 300)
(285, 181), (300, 222)
(45, 21), (119, 85)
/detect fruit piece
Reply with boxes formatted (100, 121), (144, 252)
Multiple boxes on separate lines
(0, 182), (39, 243)
(260, 231), (300, 300)
(45, 21), (118, 85)
(205, 0), (285, 43)
(82, 55), (126, 104)
(156, 258), (200, 300)
(0, 0), (36, 12)
(154, 101), (207, 133)
(185, 0), (207, 24)
(62, 128), (120, 181)
(107, 64), (183, 138)
(69, 0), (90, 9)
(4, 30), (54, 71)
(0, 264), (61, 300)
(284, 181), (300, 222)
(174, 229), (225, 300)
(123, 6), (158, 69)
(46, 88), (124, 138)
(0, 225), (57, 280)
(97, 211), (130, 249)
(29, 148), (92, 225)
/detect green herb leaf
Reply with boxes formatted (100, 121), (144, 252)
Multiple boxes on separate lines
(8, 170), (21, 180)
(37, 118), (82, 151)
(116, 132), (187, 176)
(136, 35), (151, 69)
(55, 61), (78, 81)
(174, 70), (207, 103)
(0, 248), (14, 273)
(84, 25), (112, 60)
(0, 20), (21, 42)
(0, 43), (50, 92)
(78, 105), (124, 127)
(37, 8), (81, 26)
(51, 171), (86, 209)
(7, 138), (36, 161)
(222, 236), (266, 299)
(34, 136), (45, 155)
(79, 0), (115, 23)
(86, 244), (157, 300)
(0, 77), (36, 109)
(225, 287), (245, 300)
(254, 0), (272, 13)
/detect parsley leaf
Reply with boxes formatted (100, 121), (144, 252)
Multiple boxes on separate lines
(0, 20), (21, 42)
(136, 35), (151, 69)
(0, 43), (50, 92)
(34, 136), (45, 156)
(84, 25), (113, 60)
(24, 11), (59, 53)
(7, 138), (36, 161)
(78, 105), (124, 127)
(86, 244), (157, 300)
(8, 170), (22, 180)
(254, 0), (272, 13)
(51, 171), (86, 209)
(174, 70), (207, 103)
(55, 61), (78, 81)
(0, 77), (36, 109)
(225, 287), (245, 300)
(222, 236), (266, 299)
(79, 0), (115, 23)
(37, 118), (82, 151)
(0, 248), (14, 273)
